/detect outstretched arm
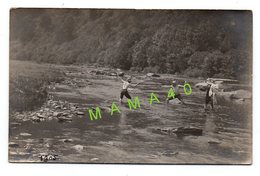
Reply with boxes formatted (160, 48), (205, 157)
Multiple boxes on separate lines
(117, 75), (125, 83)
(132, 80), (145, 87)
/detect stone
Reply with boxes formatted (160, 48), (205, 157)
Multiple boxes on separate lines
(57, 116), (72, 122)
(195, 82), (208, 91)
(37, 113), (46, 119)
(96, 70), (105, 75)
(109, 72), (117, 76)
(54, 105), (61, 109)
(53, 112), (63, 117)
(72, 144), (84, 151)
(62, 139), (73, 143)
(173, 127), (203, 136)
(9, 142), (19, 148)
(90, 158), (99, 161)
(151, 126), (203, 136)
(169, 98), (182, 105)
(70, 106), (77, 111)
(31, 117), (41, 122)
(76, 111), (84, 115)
(62, 112), (69, 116)
(161, 151), (179, 156)
(20, 133), (32, 137)
(146, 73), (160, 77)
(117, 71), (125, 77)
(208, 140), (221, 145)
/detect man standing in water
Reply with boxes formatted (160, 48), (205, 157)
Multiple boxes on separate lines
(204, 78), (218, 110)
(166, 80), (184, 104)
(119, 76), (140, 103)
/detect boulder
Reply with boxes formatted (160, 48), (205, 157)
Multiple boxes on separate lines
(90, 157), (99, 161)
(37, 113), (46, 119)
(208, 140), (221, 145)
(53, 112), (63, 117)
(146, 73), (160, 77)
(161, 151), (179, 156)
(62, 139), (73, 143)
(172, 127), (203, 136)
(31, 116), (41, 122)
(107, 72), (117, 76)
(57, 116), (72, 122)
(169, 98), (181, 105)
(20, 132), (32, 137)
(151, 126), (203, 136)
(76, 111), (84, 115)
(9, 142), (19, 148)
(72, 144), (84, 151)
(195, 82), (208, 91)
(117, 71), (125, 77)
(95, 70), (105, 75)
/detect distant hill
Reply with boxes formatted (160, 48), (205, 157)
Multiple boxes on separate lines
(10, 9), (252, 80)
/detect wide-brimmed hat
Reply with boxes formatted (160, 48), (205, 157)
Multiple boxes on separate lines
(206, 78), (213, 84)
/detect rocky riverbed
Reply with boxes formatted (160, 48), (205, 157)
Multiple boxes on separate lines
(9, 61), (252, 164)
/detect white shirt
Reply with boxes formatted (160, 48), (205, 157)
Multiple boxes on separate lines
(208, 83), (219, 96)
(122, 81), (130, 90)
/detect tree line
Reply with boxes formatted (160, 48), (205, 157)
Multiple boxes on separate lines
(10, 9), (252, 80)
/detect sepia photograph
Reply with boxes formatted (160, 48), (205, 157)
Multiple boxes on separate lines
(9, 9), (252, 164)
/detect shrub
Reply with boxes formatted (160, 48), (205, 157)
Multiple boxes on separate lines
(9, 75), (48, 112)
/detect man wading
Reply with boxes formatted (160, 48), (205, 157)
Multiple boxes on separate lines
(204, 78), (219, 110)
(166, 80), (185, 104)
(119, 76), (139, 103)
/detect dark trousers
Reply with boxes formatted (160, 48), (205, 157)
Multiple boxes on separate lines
(205, 95), (214, 109)
(120, 89), (131, 99)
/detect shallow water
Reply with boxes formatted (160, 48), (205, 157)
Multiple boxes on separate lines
(9, 75), (252, 164)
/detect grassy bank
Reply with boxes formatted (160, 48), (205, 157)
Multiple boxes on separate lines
(9, 60), (65, 112)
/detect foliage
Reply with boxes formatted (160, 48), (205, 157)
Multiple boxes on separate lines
(10, 9), (252, 80)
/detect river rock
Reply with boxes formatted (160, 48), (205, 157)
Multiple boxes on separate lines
(57, 116), (72, 122)
(62, 139), (73, 143)
(53, 112), (63, 117)
(107, 72), (117, 76)
(117, 71), (124, 77)
(70, 106), (77, 111)
(146, 73), (160, 77)
(20, 132), (32, 137)
(161, 151), (179, 156)
(208, 140), (221, 145)
(151, 126), (203, 136)
(37, 113), (46, 119)
(195, 82), (208, 91)
(76, 111), (84, 115)
(72, 144), (84, 151)
(169, 98), (181, 105)
(96, 70), (105, 75)
(9, 142), (19, 148)
(90, 158), (99, 161)
(173, 127), (203, 135)
(31, 116), (41, 122)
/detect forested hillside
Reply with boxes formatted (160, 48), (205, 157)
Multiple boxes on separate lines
(10, 9), (252, 80)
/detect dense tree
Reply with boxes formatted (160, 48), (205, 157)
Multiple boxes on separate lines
(10, 9), (252, 80)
